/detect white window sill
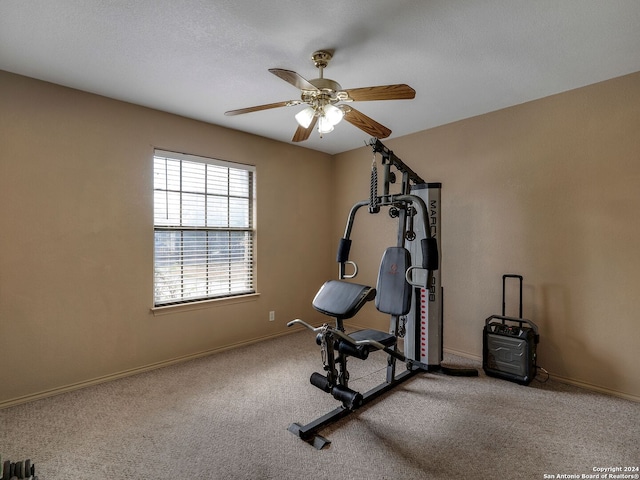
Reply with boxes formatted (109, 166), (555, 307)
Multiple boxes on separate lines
(151, 293), (260, 316)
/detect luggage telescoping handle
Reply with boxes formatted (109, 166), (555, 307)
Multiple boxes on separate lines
(502, 274), (523, 318)
(485, 314), (539, 335)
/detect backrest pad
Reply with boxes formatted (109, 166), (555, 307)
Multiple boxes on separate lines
(375, 247), (412, 316)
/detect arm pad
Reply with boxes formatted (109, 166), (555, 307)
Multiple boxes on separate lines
(422, 238), (439, 270)
(336, 238), (352, 263)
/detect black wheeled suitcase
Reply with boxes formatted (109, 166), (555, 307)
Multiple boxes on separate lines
(483, 274), (539, 385)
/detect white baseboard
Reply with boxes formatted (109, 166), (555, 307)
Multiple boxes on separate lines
(443, 347), (482, 362)
(443, 348), (639, 403)
(546, 373), (639, 403)
(4, 330), (636, 409)
(0, 329), (300, 410)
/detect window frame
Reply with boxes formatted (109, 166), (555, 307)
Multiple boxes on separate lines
(152, 149), (256, 308)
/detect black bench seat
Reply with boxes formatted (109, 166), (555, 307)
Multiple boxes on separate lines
(349, 329), (397, 348)
(312, 280), (375, 320)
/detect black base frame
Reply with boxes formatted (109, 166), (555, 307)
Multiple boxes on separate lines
(287, 366), (422, 449)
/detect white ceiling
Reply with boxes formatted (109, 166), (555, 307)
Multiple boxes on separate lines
(2, 1), (640, 155)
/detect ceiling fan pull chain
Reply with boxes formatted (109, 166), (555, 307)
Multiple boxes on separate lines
(369, 153), (380, 214)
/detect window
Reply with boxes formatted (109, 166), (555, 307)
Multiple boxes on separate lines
(153, 150), (255, 306)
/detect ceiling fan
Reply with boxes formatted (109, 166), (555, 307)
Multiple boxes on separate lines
(224, 50), (416, 142)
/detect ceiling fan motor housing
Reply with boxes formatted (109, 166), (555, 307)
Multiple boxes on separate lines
(304, 51), (349, 105)
(303, 78), (348, 106)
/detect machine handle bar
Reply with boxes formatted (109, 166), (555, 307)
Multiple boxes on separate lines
(341, 261), (358, 279)
(287, 319), (387, 351)
(287, 319), (406, 362)
(405, 265), (428, 287)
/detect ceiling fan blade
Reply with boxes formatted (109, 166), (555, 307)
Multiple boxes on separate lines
(224, 100), (300, 116)
(269, 68), (318, 91)
(344, 84), (415, 102)
(343, 107), (392, 138)
(292, 116), (318, 142)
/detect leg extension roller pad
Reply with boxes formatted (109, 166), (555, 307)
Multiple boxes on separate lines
(310, 372), (363, 410)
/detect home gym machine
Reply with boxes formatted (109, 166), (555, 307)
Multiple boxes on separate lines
(287, 138), (476, 449)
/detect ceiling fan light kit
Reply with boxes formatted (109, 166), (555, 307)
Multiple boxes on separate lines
(225, 50), (415, 142)
(324, 104), (345, 124)
(295, 103), (345, 134)
(317, 115), (335, 135)
(295, 106), (315, 129)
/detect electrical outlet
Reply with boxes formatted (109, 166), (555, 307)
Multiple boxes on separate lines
(269, 311), (275, 322)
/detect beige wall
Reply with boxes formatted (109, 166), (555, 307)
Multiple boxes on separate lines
(0, 71), (334, 406)
(334, 72), (640, 400)
(2, 69), (639, 406)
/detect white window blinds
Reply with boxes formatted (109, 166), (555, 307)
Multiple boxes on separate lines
(153, 150), (255, 306)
